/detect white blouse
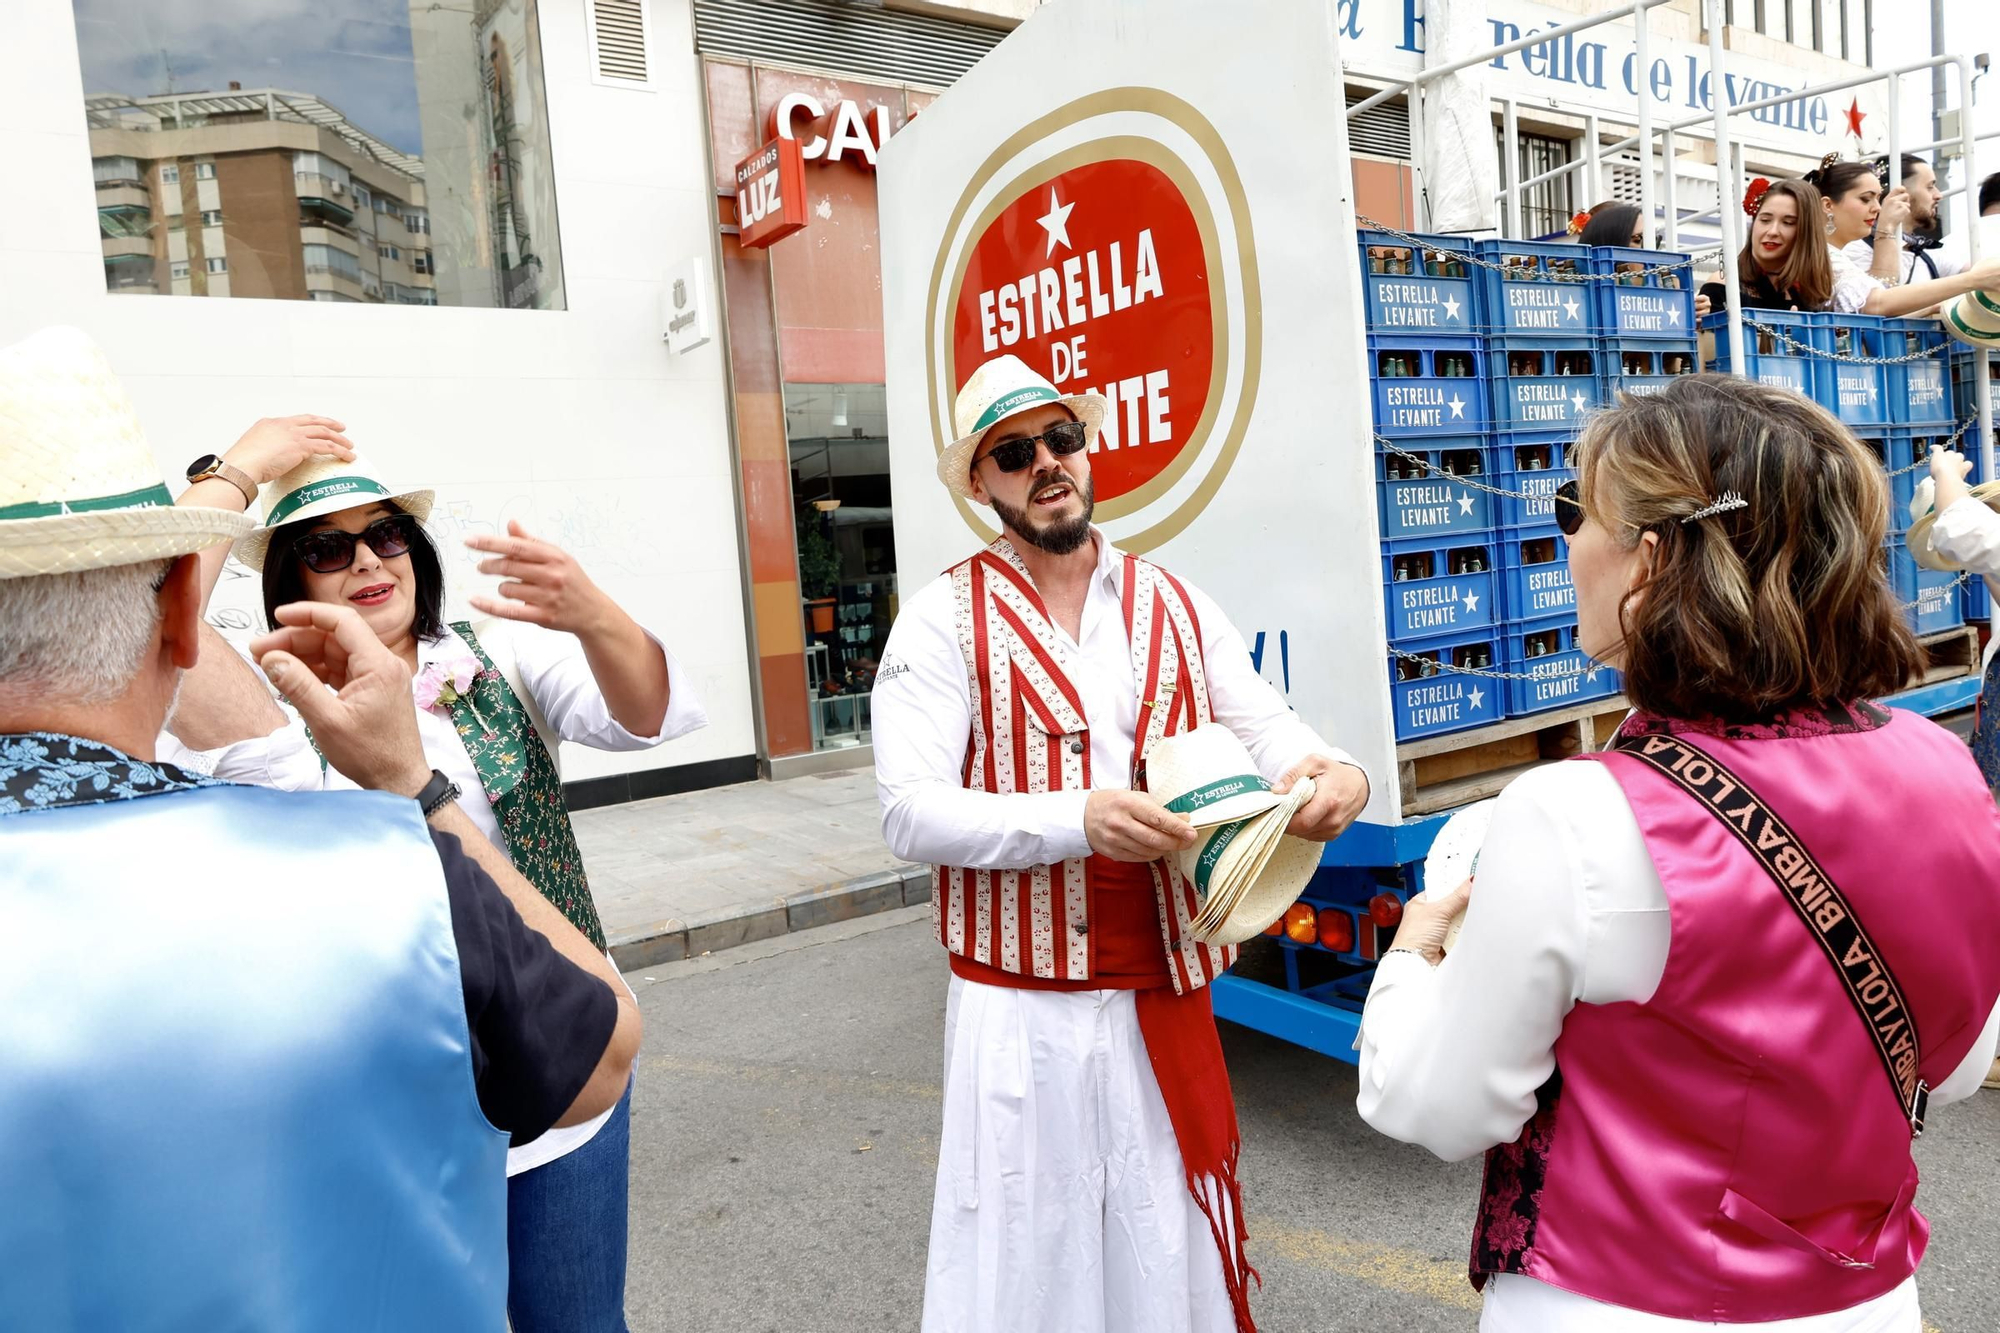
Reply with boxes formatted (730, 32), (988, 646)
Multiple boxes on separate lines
(1929, 495), (2000, 677)
(1827, 243), (1881, 315)
(1356, 758), (2000, 1333)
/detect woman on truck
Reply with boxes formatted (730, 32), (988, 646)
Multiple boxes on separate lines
(1809, 156), (2000, 315)
(1698, 178), (1833, 313)
(1355, 375), (2000, 1333)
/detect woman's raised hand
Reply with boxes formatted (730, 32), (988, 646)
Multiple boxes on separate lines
(465, 520), (613, 635)
(1930, 445), (1975, 513)
(1875, 186), (1912, 235)
(225, 415), (355, 485)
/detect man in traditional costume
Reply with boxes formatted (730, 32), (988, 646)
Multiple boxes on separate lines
(0, 326), (639, 1329)
(874, 355), (1371, 1332)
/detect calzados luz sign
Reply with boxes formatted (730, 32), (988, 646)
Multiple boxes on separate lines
(922, 89), (1262, 550)
(734, 137), (807, 249)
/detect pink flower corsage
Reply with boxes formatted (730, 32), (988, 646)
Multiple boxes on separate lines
(415, 655), (495, 734)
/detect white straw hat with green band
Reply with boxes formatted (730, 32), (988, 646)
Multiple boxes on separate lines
(232, 454), (434, 571)
(1148, 724), (1285, 828)
(1942, 219), (2000, 349)
(938, 354), (1109, 501)
(0, 325), (254, 579)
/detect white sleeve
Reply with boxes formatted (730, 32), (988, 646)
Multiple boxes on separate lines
(1355, 762), (1667, 1160)
(872, 580), (1091, 871)
(1932, 994), (2000, 1109)
(1827, 245), (1880, 314)
(1191, 584), (1363, 787)
(1927, 494), (2000, 579)
(512, 622), (707, 750)
(181, 708), (326, 792)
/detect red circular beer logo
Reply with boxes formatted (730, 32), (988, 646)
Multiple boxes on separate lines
(950, 160), (1214, 506)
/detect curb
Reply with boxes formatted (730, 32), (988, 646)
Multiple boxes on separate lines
(608, 864), (931, 971)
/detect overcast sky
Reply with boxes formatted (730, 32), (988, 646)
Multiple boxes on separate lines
(1876, 1), (1999, 240)
(70, 0), (426, 154)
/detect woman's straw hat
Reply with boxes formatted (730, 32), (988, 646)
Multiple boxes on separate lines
(0, 326), (254, 578)
(232, 455), (434, 571)
(1942, 218), (2000, 349)
(937, 355), (1108, 501)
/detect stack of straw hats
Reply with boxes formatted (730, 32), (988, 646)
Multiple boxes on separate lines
(1147, 724), (1323, 946)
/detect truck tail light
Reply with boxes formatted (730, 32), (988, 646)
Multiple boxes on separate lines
(1368, 892), (1404, 929)
(1316, 907), (1355, 953)
(1282, 902), (1316, 944)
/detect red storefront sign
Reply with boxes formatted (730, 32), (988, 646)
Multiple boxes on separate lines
(949, 159), (1214, 508)
(735, 137), (807, 249)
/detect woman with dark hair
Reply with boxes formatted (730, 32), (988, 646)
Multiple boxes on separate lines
(174, 430), (707, 1333)
(1575, 201), (1642, 248)
(1807, 154), (2000, 315)
(1356, 375), (2000, 1332)
(1699, 177), (1833, 313)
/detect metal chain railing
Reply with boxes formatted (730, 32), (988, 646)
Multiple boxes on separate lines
(1885, 414), (1980, 477)
(1356, 216), (1726, 283)
(1742, 317), (1948, 366)
(1374, 435), (1553, 501)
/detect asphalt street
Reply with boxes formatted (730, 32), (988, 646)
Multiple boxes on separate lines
(623, 906), (2000, 1333)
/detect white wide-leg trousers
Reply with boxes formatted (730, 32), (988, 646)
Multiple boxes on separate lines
(921, 975), (1237, 1333)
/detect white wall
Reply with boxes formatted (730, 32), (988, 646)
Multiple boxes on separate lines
(0, 0), (755, 783)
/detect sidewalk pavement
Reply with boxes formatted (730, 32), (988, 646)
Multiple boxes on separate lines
(571, 766), (929, 970)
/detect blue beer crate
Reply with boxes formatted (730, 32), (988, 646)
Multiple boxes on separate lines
(1488, 336), (1605, 432)
(1500, 618), (1621, 716)
(1816, 316), (1891, 427)
(1704, 310), (1815, 398)
(1497, 527), (1576, 623)
(1853, 431), (1899, 533)
(1492, 433), (1571, 531)
(1884, 318), (1953, 426)
(1358, 230), (1481, 335)
(1951, 346), (1998, 423)
(1890, 425), (1962, 532)
(1593, 246), (1698, 339)
(1367, 335), (1489, 437)
(1888, 540), (1966, 636)
(1388, 631), (1505, 741)
(1375, 437), (1497, 541)
(1381, 536), (1499, 644)
(1968, 577), (1991, 622)
(1600, 337), (1700, 402)
(1472, 239), (1599, 335)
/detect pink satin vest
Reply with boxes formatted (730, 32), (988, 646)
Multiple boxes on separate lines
(1471, 703), (2000, 1322)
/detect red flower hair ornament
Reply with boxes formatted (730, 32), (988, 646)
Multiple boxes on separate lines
(1564, 210), (1592, 237)
(1742, 177), (1773, 219)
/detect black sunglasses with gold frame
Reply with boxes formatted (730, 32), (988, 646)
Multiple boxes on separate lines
(974, 420), (1090, 474)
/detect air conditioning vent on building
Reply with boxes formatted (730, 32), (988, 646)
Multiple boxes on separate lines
(1345, 91), (1413, 161)
(589, 0), (652, 86)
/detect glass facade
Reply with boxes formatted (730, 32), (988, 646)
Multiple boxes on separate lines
(786, 383), (896, 752)
(70, 0), (565, 309)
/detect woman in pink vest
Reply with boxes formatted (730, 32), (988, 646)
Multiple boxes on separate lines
(1357, 374), (2000, 1332)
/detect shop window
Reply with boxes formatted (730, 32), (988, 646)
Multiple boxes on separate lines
(786, 382), (895, 752)
(1493, 127), (1576, 239)
(70, 0), (566, 309)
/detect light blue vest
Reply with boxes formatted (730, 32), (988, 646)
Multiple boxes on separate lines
(0, 784), (509, 1330)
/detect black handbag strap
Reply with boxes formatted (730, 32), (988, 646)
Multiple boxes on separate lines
(1609, 729), (1929, 1137)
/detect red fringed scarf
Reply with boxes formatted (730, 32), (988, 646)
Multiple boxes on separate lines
(1134, 984), (1259, 1333)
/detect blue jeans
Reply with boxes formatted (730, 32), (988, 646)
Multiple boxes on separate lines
(506, 1076), (633, 1333)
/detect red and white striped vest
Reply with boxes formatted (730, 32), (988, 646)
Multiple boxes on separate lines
(931, 537), (1236, 993)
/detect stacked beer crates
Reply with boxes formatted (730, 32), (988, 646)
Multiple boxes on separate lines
(1708, 310), (1965, 633)
(1362, 231), (1647, 742)
(1364, 233), (1503, 742)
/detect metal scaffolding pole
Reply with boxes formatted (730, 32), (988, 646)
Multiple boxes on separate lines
(1662, 126), (1679, 250)
(1635, 9), (1654, 248)
(1502, 98), (1522, 240)
(1959, 55), (1993, 484)
(1708, 0), (1745, 378)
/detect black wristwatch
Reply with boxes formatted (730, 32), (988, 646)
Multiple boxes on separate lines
(185, 454), (258, 507)
(415, 769), (461, 818)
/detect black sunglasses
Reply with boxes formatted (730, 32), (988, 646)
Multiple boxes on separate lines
(975, 420), (1090, 474)
(296, 514), (420, 574)
(1553, 479), (1585, 537)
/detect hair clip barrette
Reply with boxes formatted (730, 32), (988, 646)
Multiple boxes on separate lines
(1682, 491), (1748, 525)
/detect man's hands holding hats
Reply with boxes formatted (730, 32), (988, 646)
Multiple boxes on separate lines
(1086, 790), (1199, 862)
(251, 602), (433, 798)
(1276, 754), (1370, 842)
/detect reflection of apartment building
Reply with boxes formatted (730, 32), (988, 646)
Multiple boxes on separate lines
(86, 89), (435, 304)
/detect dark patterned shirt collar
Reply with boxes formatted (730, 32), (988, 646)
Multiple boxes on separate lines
(0, 732), (220, 817)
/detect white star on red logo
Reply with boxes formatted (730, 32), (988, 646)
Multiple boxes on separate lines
(1036, 190), (1075, 258)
